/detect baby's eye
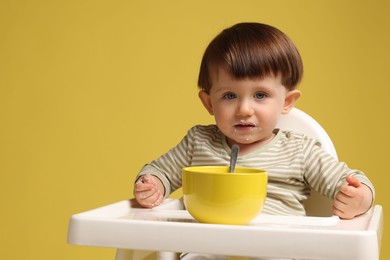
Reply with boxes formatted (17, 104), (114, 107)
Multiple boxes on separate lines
(223, 92), (237, 100)
(254, 92), (266, 100)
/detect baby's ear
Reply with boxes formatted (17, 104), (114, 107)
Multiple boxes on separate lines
(282, 90), (301, 114)
(198, 91), (214, 115)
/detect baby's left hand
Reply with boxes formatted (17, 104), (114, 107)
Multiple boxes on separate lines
(333, 175), (373, 219)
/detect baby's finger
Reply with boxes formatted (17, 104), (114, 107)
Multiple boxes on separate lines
(337, 186), (350, 200)
(333, 198), (347, 211)
(333, 196), (355, 219)
(333, 206), (354, 220)
(339, 183), (358, 198)
(346, 175), (362, 188)
(136, 186), (158, 199)
(134, 176), (154, 191)
(136, 175), (152, 185)
(139, 190), (162, 208)
(153, 190), (164, 206)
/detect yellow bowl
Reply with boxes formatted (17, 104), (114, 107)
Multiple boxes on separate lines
(182, 166), (267, 225)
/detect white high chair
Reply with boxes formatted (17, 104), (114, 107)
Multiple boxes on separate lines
(67, 108), (383, 260)
(115, 108), (339, 260)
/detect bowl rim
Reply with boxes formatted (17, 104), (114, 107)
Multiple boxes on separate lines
(182, 166), (267, 176)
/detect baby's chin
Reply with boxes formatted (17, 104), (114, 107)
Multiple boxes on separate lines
(229, 131), (260, 143)
(227, 133), (275, 148)
(226, 136), (257, 146)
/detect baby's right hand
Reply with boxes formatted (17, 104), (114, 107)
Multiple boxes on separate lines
(134, 174), (165, 208)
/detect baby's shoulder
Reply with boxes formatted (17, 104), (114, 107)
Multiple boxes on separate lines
(187, 124), (222, 143)
(189, 124), (219, 135)
(278, 130), (320, 147)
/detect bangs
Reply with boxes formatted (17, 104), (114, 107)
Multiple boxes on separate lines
(212, 37), (281, 79)
(198, 23), (303, 93)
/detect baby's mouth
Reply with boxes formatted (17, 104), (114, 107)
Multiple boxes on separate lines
(234, 122), (257, 130)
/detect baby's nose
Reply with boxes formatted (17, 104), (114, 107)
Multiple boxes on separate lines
(237, 100), (254, 116)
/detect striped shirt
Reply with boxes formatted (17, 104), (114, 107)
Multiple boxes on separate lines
(137, 125), (374, 216)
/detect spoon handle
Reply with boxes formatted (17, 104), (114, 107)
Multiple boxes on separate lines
(229, 144), (239, 173)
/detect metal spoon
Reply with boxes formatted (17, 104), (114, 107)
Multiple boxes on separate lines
(229, 144), (239, 173)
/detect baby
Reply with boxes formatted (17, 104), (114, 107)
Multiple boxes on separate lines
(133, 22), (374, 222)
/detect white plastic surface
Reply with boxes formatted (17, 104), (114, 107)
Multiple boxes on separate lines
(68, 199), (383, 260)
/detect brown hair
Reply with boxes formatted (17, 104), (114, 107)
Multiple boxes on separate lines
(198, 22), (303, 93)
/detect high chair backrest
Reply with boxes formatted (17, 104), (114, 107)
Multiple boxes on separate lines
(276, 107), (337, 216)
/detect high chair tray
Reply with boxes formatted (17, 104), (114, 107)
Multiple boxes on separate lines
(67, 199), (383, 260)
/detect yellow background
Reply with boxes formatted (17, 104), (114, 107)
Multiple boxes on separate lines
(0, 0), (388, 259)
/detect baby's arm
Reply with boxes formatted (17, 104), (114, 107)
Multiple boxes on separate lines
(133, 174), (165, 208)
(333, 175), (373, 219)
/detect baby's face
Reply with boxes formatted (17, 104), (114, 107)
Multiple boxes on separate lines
(200, 68), (291, 151)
